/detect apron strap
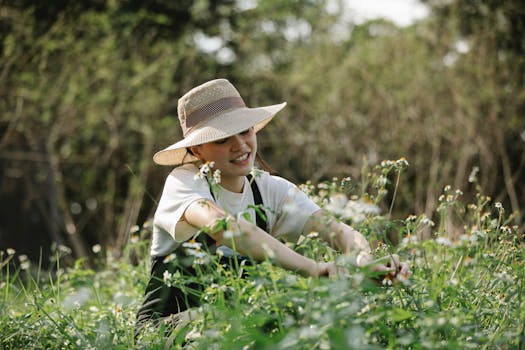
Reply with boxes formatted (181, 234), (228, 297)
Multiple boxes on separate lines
(199, 174), (267, 250)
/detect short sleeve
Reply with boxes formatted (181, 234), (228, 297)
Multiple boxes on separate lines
(266, 175), (320, 242)
(153, 165), (213, 242)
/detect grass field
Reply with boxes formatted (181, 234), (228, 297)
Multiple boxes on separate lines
(1, 165), (524, 349)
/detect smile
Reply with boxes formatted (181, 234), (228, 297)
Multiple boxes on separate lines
(231, 153), (250, 163)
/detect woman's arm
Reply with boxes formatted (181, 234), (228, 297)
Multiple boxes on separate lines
(183, 199), (337, 277)
(304, 210), (411, 278)
(303, 210), (374, 265)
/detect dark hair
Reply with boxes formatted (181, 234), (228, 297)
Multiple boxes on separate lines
(256, 152), (275, 174)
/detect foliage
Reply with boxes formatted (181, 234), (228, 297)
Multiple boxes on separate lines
(0, 0), (523, 264)
(1, 170), (523, 349)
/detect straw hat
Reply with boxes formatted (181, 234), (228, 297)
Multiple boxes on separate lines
(153, 79), (287, 166)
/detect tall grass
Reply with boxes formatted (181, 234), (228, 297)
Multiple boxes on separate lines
(1, 161), (523, 349)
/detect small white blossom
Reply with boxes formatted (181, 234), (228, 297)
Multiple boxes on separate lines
(341, 199), (381, 223)
(381, 160), (394, 167)
(194, 161), (215, 180)
(307, 231), (319, 239)
(193, 257), (207, 265)
(142, 219), (153, 229)
(376, 175), (388, 187)
(212, 169), (221, 184)
(435, 237), (453, 246)
(500, 226), (512, 234)
(163, 271), (174, 287)
(183, 240), (202, 249)
(395, 157), (409, 169)
(6, 248), (15, 256)
(406, 214), (417, 222)
(249, 167), (263, 178)
(92, 244), (102, 254)
(421, 216), (435, 227)
(468, 166), (479, 183)
(324, 194), (348, 216)
(186, 249), (207, 259)
(163, 253), (177, 263)
(58, 245), (72, 254)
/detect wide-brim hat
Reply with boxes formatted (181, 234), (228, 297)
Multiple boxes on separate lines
(153, 78), (286, 166)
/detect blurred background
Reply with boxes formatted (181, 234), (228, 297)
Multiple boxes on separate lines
(1, 0), (524, 266)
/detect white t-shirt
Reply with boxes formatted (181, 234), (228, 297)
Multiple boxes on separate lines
(150, 164), (320, 257)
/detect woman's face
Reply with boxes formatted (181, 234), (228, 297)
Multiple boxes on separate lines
(191, 127), (257, 185)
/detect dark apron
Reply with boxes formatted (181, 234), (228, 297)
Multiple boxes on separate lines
(135, 174), (267, 332)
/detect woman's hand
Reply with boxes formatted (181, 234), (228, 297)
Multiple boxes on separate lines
(312, 261), (347, 278)
(367, 254), (412, 284)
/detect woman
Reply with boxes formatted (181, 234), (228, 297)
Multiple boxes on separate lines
(136, 78), (409, 332)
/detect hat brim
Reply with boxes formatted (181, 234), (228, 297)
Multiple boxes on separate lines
(153, 102), (286, 166)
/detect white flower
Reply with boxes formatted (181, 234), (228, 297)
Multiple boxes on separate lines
(212, 169), (221, 184)
(249, 167), (263, 178)
(420, 216), (435, 227)
(395, 157), (409, 168)
(435, 237), (452, 246)
(163, 270), (172, 281)
(381, 160), (394, 167)
(186, 249), (207, 259)
(6, 248), (15, 256)
(406, 214), (417, 222)
(468, 166), (479, 183)
(92, 244), (102, 254)
(58, 245), (72, 254)
(325, 194), (348, 216)
(142, 219), (153, 229)
(183, 240), (202, 249)
(193, 257), (208, 265)
(163, 270), (174, 287)
(376, 175), (388, 187)
(307, 231), (319, 239)
(341, 199), (381, 223)
(500, 226), (512, 234)
(194, 161), (215, 180)
(163, 253), (177, 263)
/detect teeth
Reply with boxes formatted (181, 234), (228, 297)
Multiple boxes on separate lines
(233, 153), (248, 162)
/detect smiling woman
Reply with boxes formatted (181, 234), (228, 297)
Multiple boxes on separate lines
(135, 79), (410, 336)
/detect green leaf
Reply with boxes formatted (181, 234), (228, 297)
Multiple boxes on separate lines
(390, 307), (413, 322)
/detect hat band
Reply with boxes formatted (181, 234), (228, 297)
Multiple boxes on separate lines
(184, 96), (246, 136)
